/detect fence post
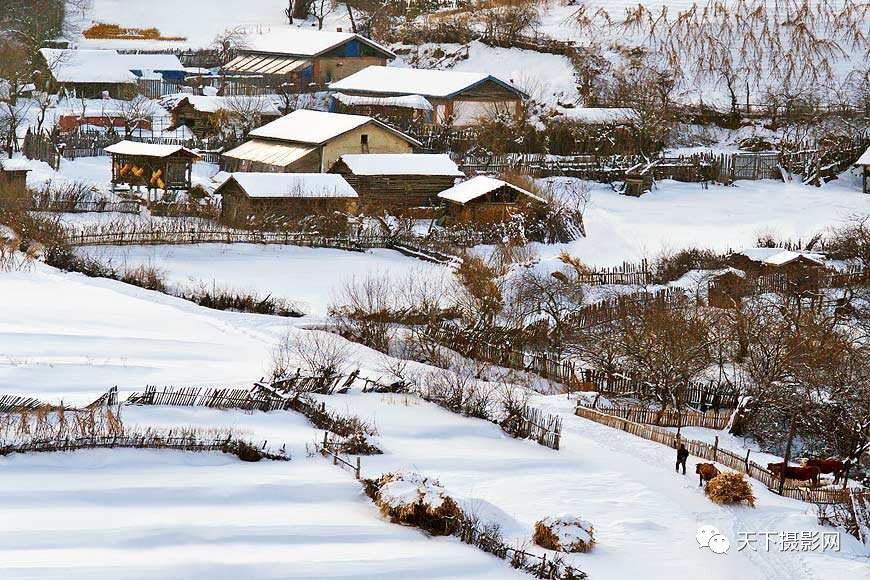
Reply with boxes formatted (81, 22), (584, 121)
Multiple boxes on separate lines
(713, 435), (719, 458)
(744, 449), (750, 471)
(355, 456), (361, 480)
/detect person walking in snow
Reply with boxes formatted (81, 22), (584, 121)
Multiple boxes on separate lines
(676, 443), (689, 475)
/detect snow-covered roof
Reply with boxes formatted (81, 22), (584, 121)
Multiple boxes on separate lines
(116, 53), (185, 71)
(104, 140), (199, 158)
(856, 145), (870, 166)
(437, 176), (545, 205)
(221, 139), (316, 168)
(57, 97), (168, 118)
(332, 92), (432, 111)
(40, 49), (137, 84)
(0, 158), (32, 171)
(560, 107), (640, 125)
(243, 27), (394, 59)
(738, 247), (826, 267)
(221, 172), (358, 199)
(249, 109), (421, 147)
(329, 66), (526, 99)
(175, 95), (281, 115)
(336, 154), (463, 176)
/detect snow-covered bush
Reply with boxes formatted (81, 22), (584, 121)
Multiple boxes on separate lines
(704, 472), (756, 507)
(370, 471), (463, 536)
(533, 514), (595, 553)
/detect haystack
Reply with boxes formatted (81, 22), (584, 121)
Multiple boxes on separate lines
(705, 472), (756, 507)
(372, 471), (464, 535)
(533, 514), (595, 553)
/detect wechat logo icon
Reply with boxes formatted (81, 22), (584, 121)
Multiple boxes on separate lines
(697, 525), (730, 554)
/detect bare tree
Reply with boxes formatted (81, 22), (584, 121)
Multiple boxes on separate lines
(310, 0), (337, 30)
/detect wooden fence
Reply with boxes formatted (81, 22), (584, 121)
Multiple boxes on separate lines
(0, 394), (47, 413)
(66, 229), (375, 250)
(577, 400), (730, 430)
(574, 406), (854, 504)
(22, 130), (61, 170)
(317, 432), (362, 479)
(30, 199), (141, 214)
(566, 287), (682, 328)
(126, 385), (294, 412)
(0, 432), (288, 461)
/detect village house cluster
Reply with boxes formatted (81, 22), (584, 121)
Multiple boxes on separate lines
(36, 26), (551, 222)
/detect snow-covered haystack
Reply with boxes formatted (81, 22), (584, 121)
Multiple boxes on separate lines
(370, 471), (463, 536)
(533, 514), (595, 553)
(705, 472), (756, 507)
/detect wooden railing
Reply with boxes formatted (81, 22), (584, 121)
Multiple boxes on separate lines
(577, 400), (730, 430)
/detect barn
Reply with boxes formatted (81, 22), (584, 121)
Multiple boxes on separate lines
(222, 28), (394, 86)
(437, 176), (546, 222)
(221, 109), (421, 173)
(169, 95), (282, 137)
(328, 66), (527, 127)
(329, 153), (463, 209)
(115, 53), (187, 83)
(217, 172), (358, 226)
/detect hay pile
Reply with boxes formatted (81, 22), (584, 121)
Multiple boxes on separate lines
(705, 472), (757, 507)
(372, 471), (464, 535)
(533, 514), (595, 553)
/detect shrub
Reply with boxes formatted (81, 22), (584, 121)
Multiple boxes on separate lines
(533, 515), (595, 553)
(371, 471), (464, 536)
(120, 265), (167, 292)
(705, 472), (756, 507)
(223, 439), (263, 462)
(654, 247), (730, 283)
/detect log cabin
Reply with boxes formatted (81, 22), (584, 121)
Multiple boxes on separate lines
(217, 172), (358, 226)
(329, 153), (464, 209)
(222, 28), (394, 87)
(221, 109), (421, 173)
(329, 66), (527, 127)
(437, 176), (546, 223)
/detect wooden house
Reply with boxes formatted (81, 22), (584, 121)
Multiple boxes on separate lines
(856, 145), (870, 193)
(329, 66), (527, 127)
(169, 95), (281, 137)
(222, 28), (394, 86)
(105, 141), (199, 201)
(331, 92), (433, 127)
(115, 53), (187, 83)
(221, 109), (421, 173)
(39, 49), (137, 99)
(329, 153), (464, 209)
(217, 172), (358, 225)
(437, 176), (545, 222)
(0, 159), (31, 192)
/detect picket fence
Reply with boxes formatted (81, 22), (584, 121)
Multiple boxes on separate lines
(574, 406), (854, 505)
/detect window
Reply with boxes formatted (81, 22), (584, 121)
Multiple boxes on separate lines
(360, 134), (369, 153)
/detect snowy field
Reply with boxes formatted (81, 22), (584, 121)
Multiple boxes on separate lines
(0, 408), (521, 579)
(533, 174), (870, 268)
(76, 244), (448, 316)
(0, 264), (289, 402)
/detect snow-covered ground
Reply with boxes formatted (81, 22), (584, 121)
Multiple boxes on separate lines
(76, 244), (448, 316)
(0, 415), (522, 579)
(533, 174), (870, 268)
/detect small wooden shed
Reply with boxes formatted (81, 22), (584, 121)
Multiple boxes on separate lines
(856, 145), (870, 193)
(217, 172), (358, 225)
(0, 159), (31, 192)
(329, 153), (464, 209)
(170, 96), (281, 138)
(707, 268), (747, 309)
(105, 141), (199, 201)
(437, 176), (545, 223)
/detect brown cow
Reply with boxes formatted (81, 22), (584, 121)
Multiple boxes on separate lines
(695, 463), (720, 487)
(802, 459), (846, 484)
(768, 462), (820, 486)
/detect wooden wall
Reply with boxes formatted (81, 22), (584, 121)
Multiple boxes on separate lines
(320, 123), (413, 171)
